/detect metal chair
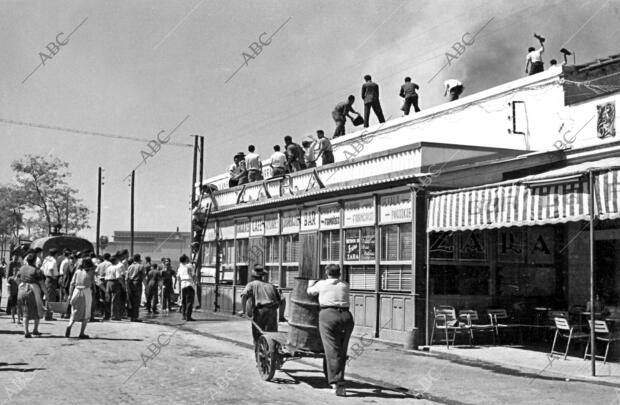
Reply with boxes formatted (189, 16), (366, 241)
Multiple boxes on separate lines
(430, 306), (458, 349)
(459, 309), (494, 345)
(487, 308), (511, 344)
(584, 320), (620, 364)
(550, 317), (589, 359)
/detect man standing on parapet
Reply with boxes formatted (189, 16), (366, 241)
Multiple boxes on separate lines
(361, 75), (385, 128)
(332, 95), (360, 137)
(245, 145), (263, 182)
(400, 77), (421, 115)
(525, 33), (545, 75)
(239, 265), (281, 345)
(444, 79), (464, 101)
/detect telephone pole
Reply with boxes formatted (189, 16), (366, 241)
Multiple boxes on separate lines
(130, 170), (135, 256)
(96, 167), (102, 255)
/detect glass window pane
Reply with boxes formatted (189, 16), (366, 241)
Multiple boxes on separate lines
(345, 229), (360, 261)
(381, 265), (412, 292)
(399, 223), (413, 261)
(330, 231), (340, 262)
(360, 227), (375, 261)
(381, 225), (398, 261)
(321, 232), (330, 261)
(348, 264), (376, 290)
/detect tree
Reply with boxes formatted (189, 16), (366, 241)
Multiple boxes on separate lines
(0, 185), (24, 238)
(11, 154), (91, 235)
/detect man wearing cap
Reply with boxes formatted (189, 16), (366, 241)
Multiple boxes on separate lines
(307, 264), (354, 397)
(239, 264), (282, 344)
(42, 248), (60, 321)
(126, 254), (146, 322)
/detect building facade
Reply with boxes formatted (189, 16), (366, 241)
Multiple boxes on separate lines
(196, 56), (620, 344)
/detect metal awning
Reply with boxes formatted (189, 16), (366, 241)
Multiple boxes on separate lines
(427, 157), (620, 232)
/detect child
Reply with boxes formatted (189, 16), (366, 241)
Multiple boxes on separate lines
(7, 273), (22, 324)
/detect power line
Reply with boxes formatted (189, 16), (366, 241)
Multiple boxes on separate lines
(0, 117), (193, 147)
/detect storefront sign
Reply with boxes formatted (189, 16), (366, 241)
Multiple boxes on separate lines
(250, 216), (264, 236)
(459, 230), (487, 261)
(344, 198), (375, 227)
(235, 218), (250, 239)
(528, 226), (555, 264)
(320, 205), (341, 230)
(220, 221), (235, 240)
(301, 207), (319, 232)
(379, 193), (412, 224)
(204, 224), (216, 242)
(498, 228), (525, 263)
(264, 213), (280, 236)
(281, 210), (300, 234)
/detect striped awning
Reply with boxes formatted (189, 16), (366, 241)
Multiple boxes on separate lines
(427, 158), (620, 232)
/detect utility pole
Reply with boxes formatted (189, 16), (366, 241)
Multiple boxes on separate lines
(130, 170), (135, 256)
(65, 191), (70, 234)
(96, 167), (102, 255)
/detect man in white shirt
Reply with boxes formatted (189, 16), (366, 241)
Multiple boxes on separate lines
(307, 264), (354, 397)
(105, 254), (125, 320)
(177, 254), (196, 321)
(269, 145), (287, 177)
(245, 145), (263, 182)
(41, 248), (60, 320)
(443, 79), (463, 101)
(525, 34), (545, 75)
(96, 253), (112, 319)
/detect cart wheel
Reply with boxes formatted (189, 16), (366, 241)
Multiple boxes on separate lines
(322, 357), (329, 381)
(255, 335), (278, 381)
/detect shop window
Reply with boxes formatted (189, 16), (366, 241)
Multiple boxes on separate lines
(265, 236), (280, 263)
(236, 265), (248, 285)
(381, 265), (412, 291)
(220, 240), (234, 283)
(283, 266), (298, 289)
(283, 234), (300, 263)
(348, 265), (376, 290)
(431, 265), (489, 295)
(321, 230), (341, 263)
(203, 242), (217, 266)
(266, 265), (279, 286)
(236, 239), (249, 265)
(380, 223), (412, 261)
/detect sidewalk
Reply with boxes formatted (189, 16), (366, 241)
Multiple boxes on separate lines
(184, 310), (620, 387)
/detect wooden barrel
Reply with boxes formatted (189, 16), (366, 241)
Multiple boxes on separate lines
(287, 277), (323, 353)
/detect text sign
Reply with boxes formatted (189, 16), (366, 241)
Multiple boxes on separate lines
(301, 207), (319, 231)
(250, 216), (264, 236)
(281, 210), (300, 234)
(320, 205), (341, 230)
(344, 198), (375, 227)
(235, 218), (250, 239)
(264, 213), (280, 235)
(380, 193), (412, 224)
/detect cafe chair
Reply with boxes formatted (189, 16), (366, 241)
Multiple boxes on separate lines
(584, 320), (620, 364)
(487, 308), (512, 344)
(431, 306), (469, 349)
(459, 309), (494, 345)
(550, 317), (589, 359)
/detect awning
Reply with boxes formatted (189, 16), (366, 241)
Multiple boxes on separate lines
(427, 157), (620, 232)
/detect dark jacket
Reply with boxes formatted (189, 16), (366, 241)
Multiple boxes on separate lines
(361, 81), (380, 104)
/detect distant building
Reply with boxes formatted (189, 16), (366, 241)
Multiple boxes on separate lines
(106, 230), (191, 268)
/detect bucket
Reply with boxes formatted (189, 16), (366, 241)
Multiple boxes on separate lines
(287, 278), (323, 353)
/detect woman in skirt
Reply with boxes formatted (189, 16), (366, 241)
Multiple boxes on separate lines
(17, 253), (47, 338)
(65, 258), (96, 339)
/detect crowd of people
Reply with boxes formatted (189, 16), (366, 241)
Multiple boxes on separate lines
(1, 248), (198, 338)
(224, 33), (568, 187)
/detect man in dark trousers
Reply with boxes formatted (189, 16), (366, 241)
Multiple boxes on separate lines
(361, 75), (385, 128)
(160, 258), (175, 313)
(125, 254), (146, 322)
(239, 265), (282, 345)
(332, 95), (359, 137)
(145, 262), (160, 314)
(177, 254), (196, 321)
(400, 77), (420, 115)
(307, 264), (354, 397)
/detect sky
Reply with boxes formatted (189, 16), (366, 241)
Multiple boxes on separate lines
(1, 0), (619, 242)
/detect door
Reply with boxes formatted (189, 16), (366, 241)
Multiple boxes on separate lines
(299, 232), (319, 279)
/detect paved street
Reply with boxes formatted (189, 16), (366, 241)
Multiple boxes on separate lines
(2, 309), (620, 404)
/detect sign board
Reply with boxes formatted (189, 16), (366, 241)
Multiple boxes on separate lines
(320, 204), (341, 230)
(250, 216), (264, 237)
(220, 221), (235, 240)
(344, 198), (375, 228)
(281, 210), (300, 234)
(301, 207), (319, 232)
(379, 193), (412, 224)
(235, 218), (250, 239)
(264, 213), (280, 236)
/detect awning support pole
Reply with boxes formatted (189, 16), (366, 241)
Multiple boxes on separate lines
(425, 231), (430, 346)
(589, 169), (596, 377)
